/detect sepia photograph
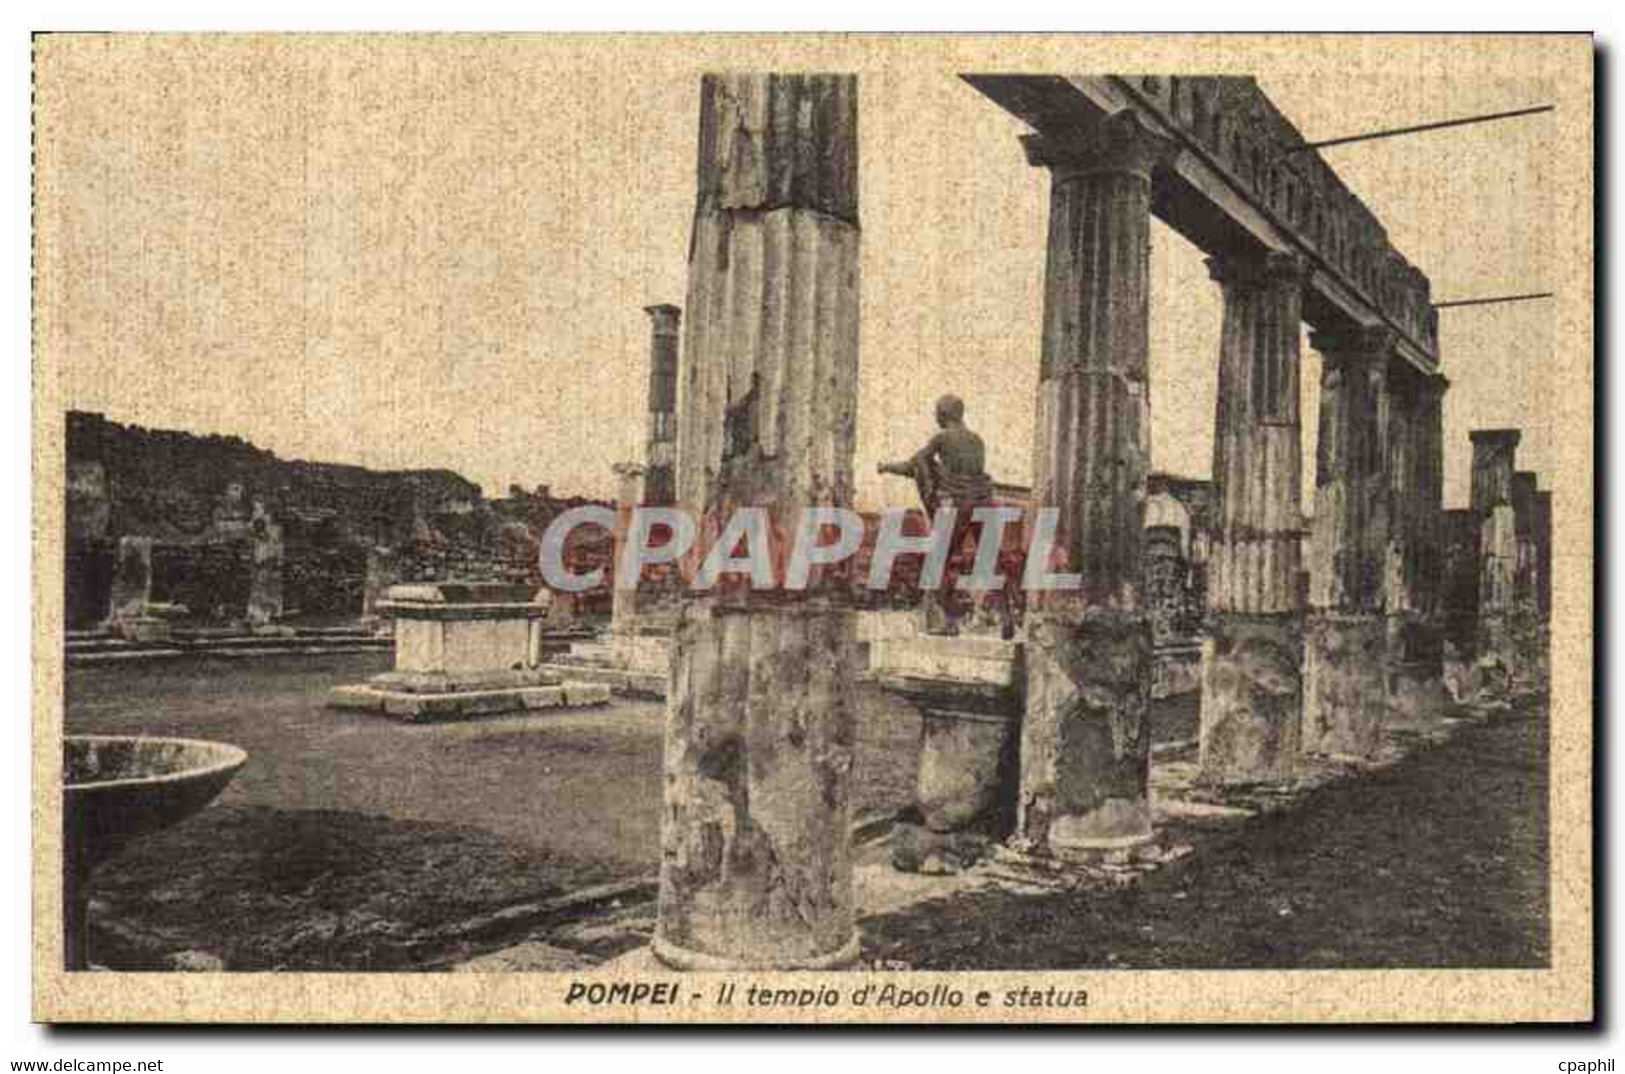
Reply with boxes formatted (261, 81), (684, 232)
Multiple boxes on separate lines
(28, 31), (1593, 1026)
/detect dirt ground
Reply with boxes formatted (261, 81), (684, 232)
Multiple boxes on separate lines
(860, 695), (1550, 970)
(65, 655), (1203, 971)
(64, 654), (918, 968)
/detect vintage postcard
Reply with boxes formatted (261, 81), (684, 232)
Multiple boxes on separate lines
(30, 32), (1593, 1024)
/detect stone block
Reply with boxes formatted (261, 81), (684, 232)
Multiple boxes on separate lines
(521, 686), (566, 710)
(563, 681), (612, 707)
(871, 634), (1021, 686)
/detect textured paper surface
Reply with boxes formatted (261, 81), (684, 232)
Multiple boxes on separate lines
(31, 32), (1593, 1024)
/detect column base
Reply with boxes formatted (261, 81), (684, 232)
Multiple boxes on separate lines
(1385, 616), (1447, 728)
(651, 932), (862, 971)
(1198, 613), (1303, 784)
(1302, 613), (1386, 760)
(1020, 610), (1154, 853)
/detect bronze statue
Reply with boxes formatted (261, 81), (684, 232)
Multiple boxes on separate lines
(879, 394), (1016, 637)
(878, 394), (993, 515)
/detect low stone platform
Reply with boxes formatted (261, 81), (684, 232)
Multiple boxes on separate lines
(536, 662), (666, 700)
(328, 679), (612, 723)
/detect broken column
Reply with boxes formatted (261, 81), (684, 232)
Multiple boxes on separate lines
(643, 304), (682, 508)
(1198, 250), (1307, 783)
(1015, 110), (1174, 853)
(654, 74), (862, 970)
(1303, 326), (1393, 759)
(1470, 429), (1521, 676)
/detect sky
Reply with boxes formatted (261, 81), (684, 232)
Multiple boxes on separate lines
(37, 36), (1557, 512)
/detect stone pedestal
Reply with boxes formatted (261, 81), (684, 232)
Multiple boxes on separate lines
(873, 635), (1023, 841)
(1198, 251), (1307, 783)
(328, 582), (608, 721)
(1304, 327), (1394, 759)
(654, 73), (862, 971)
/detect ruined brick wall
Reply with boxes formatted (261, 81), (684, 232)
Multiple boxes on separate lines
(65, 411), (621, 623)
(148, 539), (253, 621)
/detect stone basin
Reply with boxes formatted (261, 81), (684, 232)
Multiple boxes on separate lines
(62, 735), (247, 970)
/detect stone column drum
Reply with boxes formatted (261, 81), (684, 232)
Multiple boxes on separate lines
(655, 73), (862, 970)
(1303, 327), (1394, 759)
(1015, 110), (1175, 853)
(1198, 251), (1307, 783)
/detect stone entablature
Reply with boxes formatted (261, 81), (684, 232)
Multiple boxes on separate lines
(963, 76), (1439, 371)
(1121, 76), (1436, 359)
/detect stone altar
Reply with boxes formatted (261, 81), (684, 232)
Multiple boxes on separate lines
(328, 582), (610, 721)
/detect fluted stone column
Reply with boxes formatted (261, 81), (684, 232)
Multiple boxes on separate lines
(1303, 326), (1394, 759)
(1016, 111), (1175, 853)
(1470, 429), (1521, 672)
(1383, 366), (1449, 726)
(643, 304), (681, 507)
(656, 74), (861, 969)
(1198, 251), (1307, 783)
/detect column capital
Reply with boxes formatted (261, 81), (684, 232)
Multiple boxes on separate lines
(1309, 323), (1397, 360)
(643, 304), (682, 335)
(1206, 249), (1308, 290)
(1021, 108), (1180, 181)
(1469, 428), (1522, 450)
(1421, 371), (1451, 397)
